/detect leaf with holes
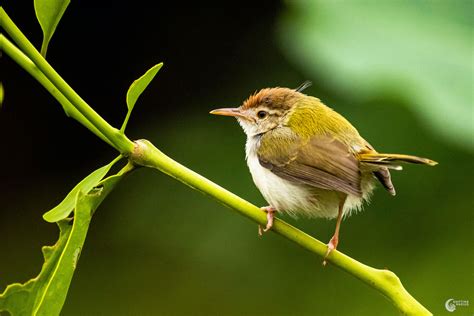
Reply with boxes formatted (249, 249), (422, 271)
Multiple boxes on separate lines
(0, 174), (124, 315)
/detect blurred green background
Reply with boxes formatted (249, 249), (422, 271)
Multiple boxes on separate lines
(1, 1), (472, 315)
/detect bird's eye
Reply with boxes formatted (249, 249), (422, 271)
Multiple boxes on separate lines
(257, 111), (268, 119)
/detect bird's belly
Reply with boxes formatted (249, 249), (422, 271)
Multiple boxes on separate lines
(246, 153), (341, 218)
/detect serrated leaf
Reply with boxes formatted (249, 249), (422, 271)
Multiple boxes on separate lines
(43, 155), (122, 222)
(121, 63), (163, 132)
(34, 0), (70, 57)
(0, 220), (72, 316)
(0, 174), (125, 315)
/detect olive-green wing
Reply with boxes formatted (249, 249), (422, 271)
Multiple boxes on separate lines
(257, 127), (362, 197)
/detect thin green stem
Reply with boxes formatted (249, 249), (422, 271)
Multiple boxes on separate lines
(0, 35), (114, 148)
(116, 160), (136, 176)
(40, 40), (48, 57)
(132, 139), (431, 315)
(120, 108), (132, 133)
(0, 8), (134, 154)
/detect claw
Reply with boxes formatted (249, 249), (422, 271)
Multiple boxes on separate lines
(258, 206), (275, 236)
(322, 235), (338, 266)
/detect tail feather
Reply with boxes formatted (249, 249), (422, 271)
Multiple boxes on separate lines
(358, 151), (437, 196)
(373, 168), (396, 196)
(359, 153), (438, 167)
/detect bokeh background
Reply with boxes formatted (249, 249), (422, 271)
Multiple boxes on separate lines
(1, 1), (473, 315)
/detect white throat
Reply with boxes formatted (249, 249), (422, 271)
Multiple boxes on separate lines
(238, 118), (260, 138)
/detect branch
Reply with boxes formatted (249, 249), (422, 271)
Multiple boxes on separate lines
(131, 139), (431, 315)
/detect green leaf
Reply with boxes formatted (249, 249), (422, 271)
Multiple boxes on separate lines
(121, 63), (163, 132)
(43, 155), (122, 222)
(0, 220), (73, 316)
(279, 0), (473, 150)
(0, 174), (124, 315)
(34, 0), (70, 57)
(126, 63), (163, 111)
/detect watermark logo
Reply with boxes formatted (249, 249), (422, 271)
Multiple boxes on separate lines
(445, 298), (469, 312)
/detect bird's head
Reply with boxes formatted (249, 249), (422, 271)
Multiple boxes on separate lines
(210, 83), (311, 137)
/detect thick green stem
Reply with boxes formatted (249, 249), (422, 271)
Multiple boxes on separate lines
(132, 139), (431, 315)
(0, 8), (134, 154)
(0, 35), (114, 148)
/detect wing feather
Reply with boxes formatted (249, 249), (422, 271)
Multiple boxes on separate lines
(257, 128), (362, 197)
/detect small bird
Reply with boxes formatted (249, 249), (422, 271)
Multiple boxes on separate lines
(210, 83), (437, 263)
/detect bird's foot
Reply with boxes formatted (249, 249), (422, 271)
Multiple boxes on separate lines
(258, 206), (276, 236)
(322, 235), (339, 266)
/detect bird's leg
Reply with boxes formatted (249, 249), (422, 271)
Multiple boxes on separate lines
(323, 196), (347, 266)
(258, 206), (276, 236)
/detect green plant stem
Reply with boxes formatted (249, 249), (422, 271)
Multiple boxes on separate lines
(120, 108), (133, 133)
(0, 35), (114, 148)
(132, 139), (431, 315)
(116, 160), (136, 176)
(0, 8), (134, 154)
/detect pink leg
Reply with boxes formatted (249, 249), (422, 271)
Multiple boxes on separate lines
(323, 196), (347, 266)
(258, 206), (276, 236)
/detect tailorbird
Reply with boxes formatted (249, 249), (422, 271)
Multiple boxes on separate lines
(210, 82), (437, 263)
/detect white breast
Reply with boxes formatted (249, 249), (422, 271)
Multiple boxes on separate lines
(245, 135), (341, 218)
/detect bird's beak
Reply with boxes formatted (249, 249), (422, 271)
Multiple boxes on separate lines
(209, 107), (248, 120)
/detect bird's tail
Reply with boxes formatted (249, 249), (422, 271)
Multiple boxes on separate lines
(358, 152), (438, 170)
(359, 152), (437, 196)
